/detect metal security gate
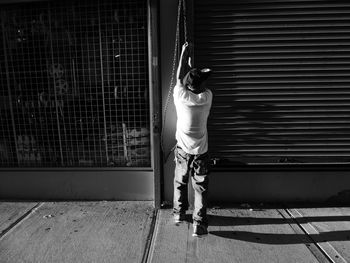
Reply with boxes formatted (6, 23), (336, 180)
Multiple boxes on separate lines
(0, 0), (151, 168)
(194, 0), (350, 166)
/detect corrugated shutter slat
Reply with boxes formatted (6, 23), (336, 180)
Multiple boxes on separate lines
(194, 0), (350, 165)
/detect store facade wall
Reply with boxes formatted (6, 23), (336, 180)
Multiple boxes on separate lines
(0, 0), (159, 201)
(160, 0), (350, 204)
(1, 0), (349, 203)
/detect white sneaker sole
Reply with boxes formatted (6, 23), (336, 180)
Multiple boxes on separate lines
(192, 232), (208, 237)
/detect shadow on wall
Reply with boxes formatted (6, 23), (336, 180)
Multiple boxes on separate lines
(164, 87), (287, 160)
(208, 95), (287, 164)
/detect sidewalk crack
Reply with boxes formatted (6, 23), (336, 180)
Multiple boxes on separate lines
(141, 208), (159, 263)
(0, 202), (44, 240)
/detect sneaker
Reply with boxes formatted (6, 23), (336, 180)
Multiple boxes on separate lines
(173, 213), (186, 223)
(192, 224), (208, 237)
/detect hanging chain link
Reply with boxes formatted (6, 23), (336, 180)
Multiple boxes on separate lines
(182, 0), (188, 42)
(161, 0), (183, 154)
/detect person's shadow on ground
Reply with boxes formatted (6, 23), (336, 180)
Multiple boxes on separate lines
(208, 215), (350, 244)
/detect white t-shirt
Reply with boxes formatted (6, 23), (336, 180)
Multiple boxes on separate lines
(173, 84), (213, 155)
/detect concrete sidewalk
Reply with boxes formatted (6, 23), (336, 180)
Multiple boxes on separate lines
(0, 202), (349, 263)
(0, 202), (154, 263)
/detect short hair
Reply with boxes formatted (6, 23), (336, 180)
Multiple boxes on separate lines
(182, 68), (212, 92)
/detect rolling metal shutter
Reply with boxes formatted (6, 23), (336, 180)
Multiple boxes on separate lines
(194, 0), (350, 166)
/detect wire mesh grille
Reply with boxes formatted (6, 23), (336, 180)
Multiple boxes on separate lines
(0, 0), (151, 168)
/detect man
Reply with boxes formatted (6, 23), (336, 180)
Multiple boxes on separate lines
(173, 42), (213, 237)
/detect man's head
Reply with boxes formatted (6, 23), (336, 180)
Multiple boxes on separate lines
(182, 68), (212, 94)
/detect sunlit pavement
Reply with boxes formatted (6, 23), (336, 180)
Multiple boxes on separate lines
(1, 202), (349, 263)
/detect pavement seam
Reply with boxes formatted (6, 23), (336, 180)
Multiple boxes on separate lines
(142, 208), (159, 263)
(0, 202), (44, 240)
(278, 208), (331, 263)
(286, 208), (347, 263)
(185, 220), (193, 263)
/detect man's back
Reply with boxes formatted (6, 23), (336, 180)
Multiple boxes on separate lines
(173, 84), (212, 155)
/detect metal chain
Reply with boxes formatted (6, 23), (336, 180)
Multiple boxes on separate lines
(161, 0), (183, 155)
(182, 0), (188, 42)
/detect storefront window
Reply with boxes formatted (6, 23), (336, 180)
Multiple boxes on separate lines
(0, 0), (151, 167)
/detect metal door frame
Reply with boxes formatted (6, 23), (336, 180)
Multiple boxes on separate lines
(148, 0), (162, 208)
